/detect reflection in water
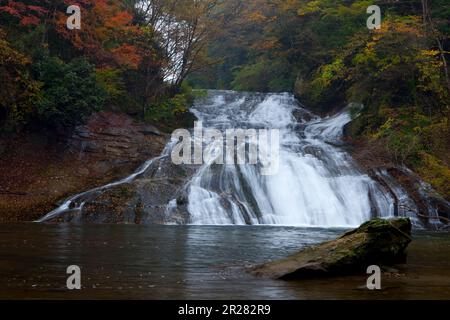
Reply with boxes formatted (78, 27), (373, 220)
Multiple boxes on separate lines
(0, 224), (449, 299)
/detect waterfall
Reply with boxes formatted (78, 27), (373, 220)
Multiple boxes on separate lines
(41, 90), (446, 228)
(181, 90), (394, 227)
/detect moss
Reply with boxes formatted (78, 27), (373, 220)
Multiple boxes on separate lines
(253, 218), (412, 279)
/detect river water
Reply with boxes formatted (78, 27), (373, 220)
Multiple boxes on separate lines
(1, 224), (449, 299)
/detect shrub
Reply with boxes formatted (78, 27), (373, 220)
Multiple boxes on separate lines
(144, 82), (202, 124)
(0, 35), (40, 132)
(35, 56), (107, 128)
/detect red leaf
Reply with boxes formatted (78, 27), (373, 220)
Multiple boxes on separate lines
(20, 15), (40, 26)
(0, 6), (21, 17)
(27, 5), (48, 15)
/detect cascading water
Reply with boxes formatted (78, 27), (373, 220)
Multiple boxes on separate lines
(183, 91), (394, 227)
(40, 90), (445, 228)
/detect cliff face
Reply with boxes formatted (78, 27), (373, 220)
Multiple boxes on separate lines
(0, 112), (167, 222)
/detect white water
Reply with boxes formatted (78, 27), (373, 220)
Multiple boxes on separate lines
(184, 91), (394, 227)
(39, 90), (406, 227)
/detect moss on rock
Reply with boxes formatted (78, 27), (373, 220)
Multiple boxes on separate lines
(251, 218), (412, 279)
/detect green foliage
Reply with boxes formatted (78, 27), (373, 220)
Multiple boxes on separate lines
(420, 118), (449, 160)
(145, 83), (200, 123)
(231, 61), (268, 92)
(35, 56), (107, 127)
(296, 11), (449, 196)
(0, 1), (193, 134)
(185, 0), (448, 196)
(417, 153), (450, 200)
(0, 34), (41, 132)
(95, 68), (127, 105)
(231, 58), (295, 92)
(0, 0), (448, 200)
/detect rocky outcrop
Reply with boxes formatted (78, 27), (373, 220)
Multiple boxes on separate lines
(371, 167), (450, 228)
(48, 158), (199, 224)
(0, 111), (168, 222)
(251, 218), (412, 279)
(347, 136), (450, 229)
(68, 111), (166, 175)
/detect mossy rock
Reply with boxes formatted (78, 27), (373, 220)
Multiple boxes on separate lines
(251, 218), (412, 279)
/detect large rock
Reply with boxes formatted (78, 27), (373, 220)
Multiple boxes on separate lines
(252, 218), (412, 279)
(68, 111), (167, 173)
(45, 155), (199, 224)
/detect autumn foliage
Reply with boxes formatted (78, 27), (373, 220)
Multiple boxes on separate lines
(0, 0), (207, 131)
(186, 0), (449, 199)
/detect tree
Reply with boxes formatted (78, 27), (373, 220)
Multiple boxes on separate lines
(421, 0), (450, 93)
(54, 0), (142, 69)
(0, 0), (49, 27)
(0, 32), (40, 131)
(135, 0), (222, 85)
(35, 55), (107, 127)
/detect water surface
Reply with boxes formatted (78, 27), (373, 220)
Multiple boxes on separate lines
(1, 224), (449, 299)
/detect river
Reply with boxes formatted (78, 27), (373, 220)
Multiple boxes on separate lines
(1, 224), (449, 299)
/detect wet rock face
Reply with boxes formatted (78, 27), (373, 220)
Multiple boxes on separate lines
(69, 111), (167, 175)
(251, 218), (412, 279)
(0, 111), (168, 222)
(48, 156), (199, 225)
(368, 166), (450, 229)
(386, 167), (450, 225)
(24, 110), (201, 224)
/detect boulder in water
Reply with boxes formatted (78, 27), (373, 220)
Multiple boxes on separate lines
(251, 218), (412, 279)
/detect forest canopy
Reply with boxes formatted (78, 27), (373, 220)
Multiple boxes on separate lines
(0, 0), (449, 197)
(0, 0), (215, 131)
